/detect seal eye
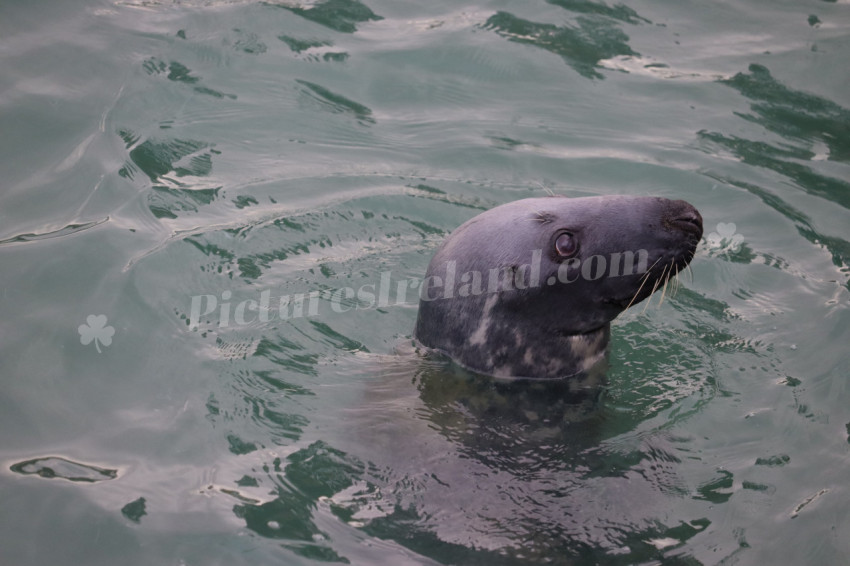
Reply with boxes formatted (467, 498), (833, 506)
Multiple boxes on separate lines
(555, 232), (577, 258)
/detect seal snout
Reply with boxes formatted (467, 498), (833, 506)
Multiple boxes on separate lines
(666, 200), (703, 240)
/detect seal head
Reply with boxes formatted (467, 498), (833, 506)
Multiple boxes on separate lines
(414, 196), (702, 380)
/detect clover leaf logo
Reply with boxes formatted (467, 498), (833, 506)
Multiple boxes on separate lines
(78, 315), (115, 353)
(707, 222), (744, 253)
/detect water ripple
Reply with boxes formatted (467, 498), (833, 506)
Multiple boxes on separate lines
(0, 217), (109, 247)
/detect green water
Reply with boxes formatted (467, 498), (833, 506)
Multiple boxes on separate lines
(1, 0), (849, 564)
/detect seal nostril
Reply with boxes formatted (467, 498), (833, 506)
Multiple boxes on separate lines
(677, 212), (702, 231)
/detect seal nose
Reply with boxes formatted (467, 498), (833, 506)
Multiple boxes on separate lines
(667, 200), (703, 239)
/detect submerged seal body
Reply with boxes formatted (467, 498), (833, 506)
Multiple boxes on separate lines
(414, 195), (702, 379)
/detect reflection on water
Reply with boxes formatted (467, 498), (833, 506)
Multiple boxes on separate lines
(483, 8), (640, 80)
(271, 0), (384, 34)
(700, 63), (850, 286)
(296, 79), (376, 124)
(10, 456), (118, 483)
(223, 352), (724, 564)
(721, 64), (850, 164)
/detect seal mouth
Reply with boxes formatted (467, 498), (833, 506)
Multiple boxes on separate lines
(557, 325), (606, 338)
(605, 246), (696, 312)
(666, 202), (703, 239)
(672, 212), (703, 237)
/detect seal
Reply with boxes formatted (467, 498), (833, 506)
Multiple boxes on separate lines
(414, 195), (702, 380)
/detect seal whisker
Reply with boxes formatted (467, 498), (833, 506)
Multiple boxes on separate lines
(658, 258), (679, 307)
(624, 281), (647, 312)
(641, 257), (664, 282)
(624, 257), (664, 312)
(640, 281), (659, 314)
(684, 250), (696, 283)
(532, 181), (556, 197)
(641, 264), (668, 314)
(658, 263), (671, 303)
(529, 209), (555, 224)
(658, 260), (673, 307)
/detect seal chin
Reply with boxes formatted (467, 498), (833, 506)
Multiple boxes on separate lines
(414, 195), (702, 380)
(558, 325), (606, 338)
(603, 296), (636, 310)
